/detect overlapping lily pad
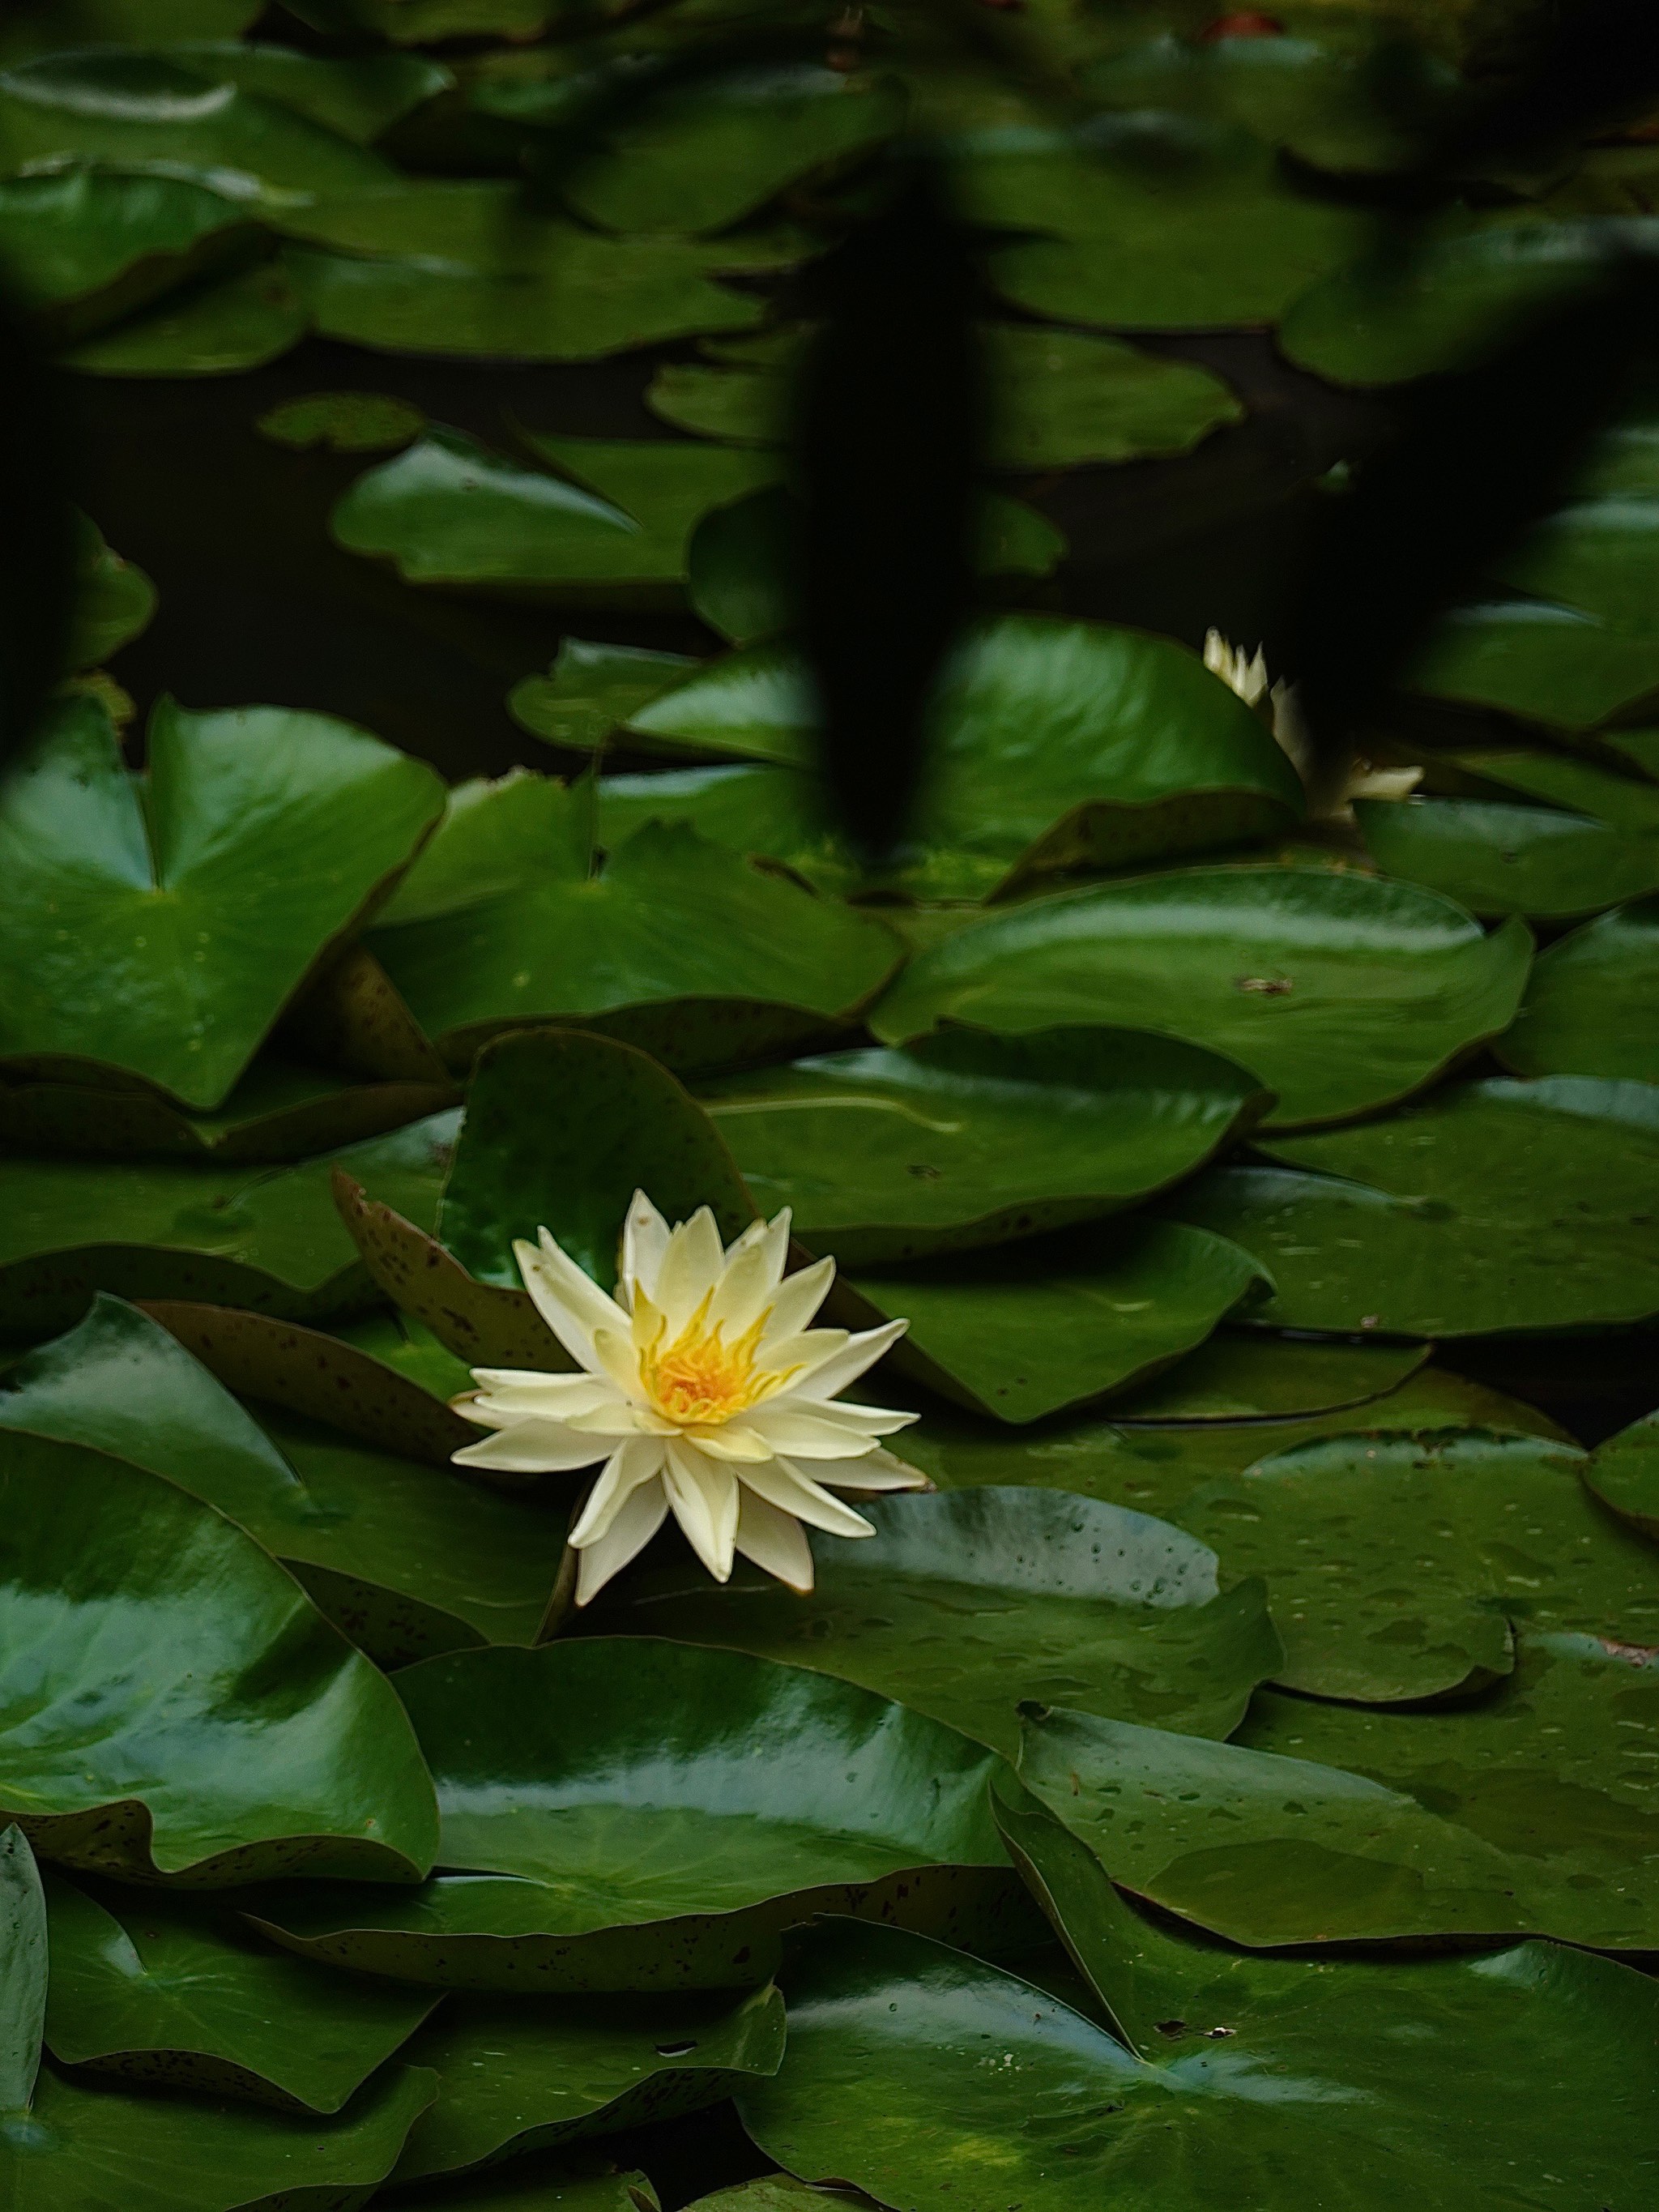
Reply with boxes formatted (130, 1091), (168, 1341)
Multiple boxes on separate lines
(394, 1983), (783, 2180)
(0, 1428), (437, 1884)
(872, 865), (1529, 1126)
(248, 1640), (1021, 1991)
(1499, 897), (1659, 1078)
(63, 254), (309, 374)
(68, 510), (156, 669)
(0, 690), (443, 1109)
(42, 1869), (436, 2110)
(1356, 793), (1659, 917)
(1169, 1076), (1659, 1334)
(1110, 1332), (1427, 1421)
(367, 775), (901, 1074)
(596, 1486), (1280, 1754)
(845, 1222), (1269, 1422)
(1585, 1404), (1659, 1537)
(697, 1027), (1268, 1266)
(1408, 599), (1659, 732)
(510, 637), (696, 754)
(1431, 745), (1659, 829)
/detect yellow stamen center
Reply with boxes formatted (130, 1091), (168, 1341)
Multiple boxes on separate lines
(637, 1293), (793, 1428)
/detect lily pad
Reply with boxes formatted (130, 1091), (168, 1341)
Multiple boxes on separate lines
(368, 775), (901, 1075)
(424, 2165), (660, 2212)
(394, 1982), (783, 2181)
(61, 255), (309, 376)
(246, 1639), (1021, 1992)
(844, 1222), (1270, 1423)
(697, 1027), (1269, 1267)
(1170, 1077), (1659, 1334)
(872, 865), (1529, 1128)
(560, 66), (900, 237)
(1432, 745), (1659, 826)
(42, 1869), (436, 2111)
(510, 638), (696, 754)
(0, 690), (442, 1109)
(162, 41), (450, 146)
(0, 1428), (437, 1885)
(1356, 793), (1659, 916)
(1111, 1333), (1427, 1421)
(593, 1486), (1282, 1755)
(1488, 491), (1659, 635)
(1498, 898), (1659, 1079)
(595, 765), (847, 891)
(736, 1911), (1659, 2212)
(0, 1296), (566, 1668)
(1584, 1405), (1659, 1538)
(255, 389), (426, 453)
(1408, 599), (1659, 732)
(0, 1108), (452, 1333)
(650, 324), (1243, 469)
(68, 510), (156, 669)
(1178, 1428), (1659, 1702)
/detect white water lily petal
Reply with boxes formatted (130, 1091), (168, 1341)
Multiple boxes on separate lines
(706, 1233), (783, 1339)
(621, 1189), (672, 1309)
(787, 1318), (910, 1403)
(570, 1435), (667, 1548)
(684, 1423), (777, 1463)
(663, 1437), (738, 1580)
(565, 1399), (675, 1438)
(755, 1326), (848, 1380)
(744, 1404), (893, 1458)
(515, 1232), (629, 1373)
(734, 1488), (815, 1592)
(466, 1382), (614, 1427)
(452, 1419), (608, 1474)
(654, 1206), (727, 1331)
(825, 1445), (932, 1492)
(740, 1455), (876, 1539)
(759, 1253), (837, 1343)
(466, 1368), (614, 1412)
(574, 1475), (670, 1606)
(591, 1323), (650, 1403)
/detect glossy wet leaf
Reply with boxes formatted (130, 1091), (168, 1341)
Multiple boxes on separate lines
(561, 66), (900, 237)
(1179, 1428), (1659, 1702)
(369, 775), (901, 1074)
(41, 1870), (435, 2111)
(1409, 599), (1659, 732)
(160, 41), (450, 145)
(510, 638), (696, 754)
(739, 1913), (1659, 2212)
(1584, 1404), (1659, 1538)
(1489, 491), (1659, 635)
(872, 865), (1529, 1128)
(0, 1824), (45, 2114)
(394, 1983), (783, 2180)
(1356, 793), (1659, 916)
(0, 1296), (566, 1668)
(1170, 1077), (1659, 1334)
(0, 690), (442, 1108)
(255, 389), (425, 453)
(1431, 745), (1659, 831)
(965, 116), (1368, 331)
(0, 1428), (437, 1885)
(1111, 1333), (1427, 1422)
(697, 1027), (1269, 1267)
(247, 1639), (1020, 1992)
(441, 1028), (753, 1293)
(62, 255), (308, 375)
(1499, 898), (1659, 1079)
(67, 510), (155, 670)
(0, 1108), (451, 1333)
(595, 1486), (1282, 1755)
(0, 2056), (434, 2210)
(650, 323), (1242, 470)
(0, 49), (393, 195)
(595, 765), (848, 892)
(847, 1221), (1269, 1423)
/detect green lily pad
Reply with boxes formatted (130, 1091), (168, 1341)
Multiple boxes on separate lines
(595, 765), (848, 890)
(246, 1639), (1021, 1992)
(845, 1222), (1270, 1423)
(685, 486), (795, 647)
(1429, 744), (1659, 829)
(416, 2163), (659, 2212)
(60, 254), (309, 374)
(1110, 1332), (1427, 1421)
(510, 638), (696, 754)
(161, 42), (450, 146)
(872, 865), (1529, 1128)
(736, 1911), (1659, 2212)
(0, 1428), (437, 1885)
(0, 1109), (452, 1334)
(1584, 1404), (1659, 1538)
(0, 161), (252, 343)
(291, 0), (550, 37)
(0, 691), (442, 1109)
(616, 643), (812, 767)
(0, 1296), (565, 1668)
(1235, 1632), (1659, 1941)
(0, 2), (263, 58)
(42, 1869), (436, 2111)
(1488, 492), (1659, 635)
(68, 510), (156, 669)
(966, 115), (1368, 331)
(593, 1486), (1282, 1755)
(0, 49), (393, 194)
(1179, 1428), (1659, 1702)
(1278, 216), (1641, 387)
(697, 1027), (1269, 1267)
(394, 1983), (783, 2181)
(1170, 1076), (1659, 1334)
(650, 324), (1243, 469)
(560, 66), (900, 237)
(255, 389), (426, 452)
(1409, 599), (1659, 732)
(1498, 898), (1659, 1079)
(1356, 793), (1659, 916)
(1, 1824), (45, 2110)
(368, 775), (901, 1075)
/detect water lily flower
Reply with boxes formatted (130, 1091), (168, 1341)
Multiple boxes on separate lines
(1203, 626), (1422, 819)
(452, 1193), (926, 1605)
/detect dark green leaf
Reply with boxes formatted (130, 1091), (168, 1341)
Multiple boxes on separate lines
(61, 257), (309, 378)
(1409, 599), (1659, 732)
(255, 390), (426, 453)
(67, 510), (155, 669)
(0, 1825), (45, 2115)
(1584, 1404), (1659, 1538)
(1110, 1332), (1427, 1421)
(1358, 793), (1659, 917)
(161, 42), (450, 146)
(1499, 897), (1659, 1079)
(510, 638), (696, 752)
